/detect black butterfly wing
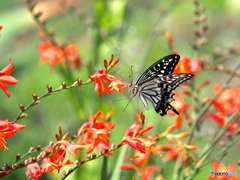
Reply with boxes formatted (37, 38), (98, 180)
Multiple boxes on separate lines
(136, 54), (180, 86)
(155, 73), (194, 116)
(159, 73), (194, 90)
(139, 73), (194, 116)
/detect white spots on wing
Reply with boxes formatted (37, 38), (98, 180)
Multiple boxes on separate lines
(169, 59), (173, 62)
(151, 96), (159, 103)
(163, 66), (167, 69)
(152, 87), (162, 91)
(161, 70), (165, 73)
(139, 95), (149, 110)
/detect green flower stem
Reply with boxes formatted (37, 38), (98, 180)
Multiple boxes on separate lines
(14, 79), (92, 122)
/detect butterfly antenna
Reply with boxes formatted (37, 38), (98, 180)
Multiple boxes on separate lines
(113, 97), (129, 102)
(122, 96), (134, 112)
(119, 75), (126, 83)
(123, 65), (135, 112)
(129, 75), (132, 82)
(130, 65), (134, 82)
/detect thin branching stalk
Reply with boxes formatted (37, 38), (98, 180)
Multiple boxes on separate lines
(14, 79), (90, 122)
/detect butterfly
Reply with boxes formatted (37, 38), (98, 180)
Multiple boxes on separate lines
(128, 54), (194, 116)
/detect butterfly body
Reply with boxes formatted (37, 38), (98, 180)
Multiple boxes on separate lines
(128, 54), (194, 116)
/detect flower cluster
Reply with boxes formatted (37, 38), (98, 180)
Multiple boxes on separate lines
(205, 84), (240, 132)
(24, 111), (114, 179)
(89, 55), (127, 97)
(0, 120), (27, 149)
(173, 55), (202, 74)
(21, 111), (139, 179)
(77, 111), (114, 154)
(120, 112), (198, 179)
(1, 109), (199, 180)
(0, 59), (18, 97)
(37, 41), (82, 69)
(120, 112), (156, 155)
(213, 84), (240, 115)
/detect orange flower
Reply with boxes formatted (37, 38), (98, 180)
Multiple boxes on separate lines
(0, 170), (9, 178)
(26, 162), (43, 180)
(41, 140), (86, 173)
(157, 144), (197, 161)
(123, 111), (147, 138)
(121, 138), (147, 154)
(120, 149), (161, 180)
(205, 113), (238, 132)
(89, 69), (114, 96)
(205, 113), (225, 127)
(124, 122), (153, 138)
(64, 44), (82, 69)
(38, 41), (64, 65)
(77, 111), (114, 154)
(0, 59), (18, 97)
(141, 166), (161, 180)
(120, 112), (161, 180)
(164, 115), (182, 134)
(0, 120), (27, 149)
(120, 163), (160, 180)
(108, 78), (127, 93)
(0, 137), (6, 149)
(157, 145), (183, 161)
(165, 91), (192, 133)
(120, 136), (159, 157)
(213, 84), (240, 115)
(89, 69), (126, 97)
(208, 84), (240, 132)
(89, 56), (127, 96)
(120, 163), (139, 171)
(174, 56), (201, 74)
(42, 156), (71, 173)
(37, 41), (82, 68)
(120, 148), (161, 180)
(168, 91), (192, 116)
(120, 111), (158, 157)
(0, 120), (27, 138)
(134, 149), (151, 169)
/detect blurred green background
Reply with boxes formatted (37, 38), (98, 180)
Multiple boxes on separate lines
(0, 0), (240, 179)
